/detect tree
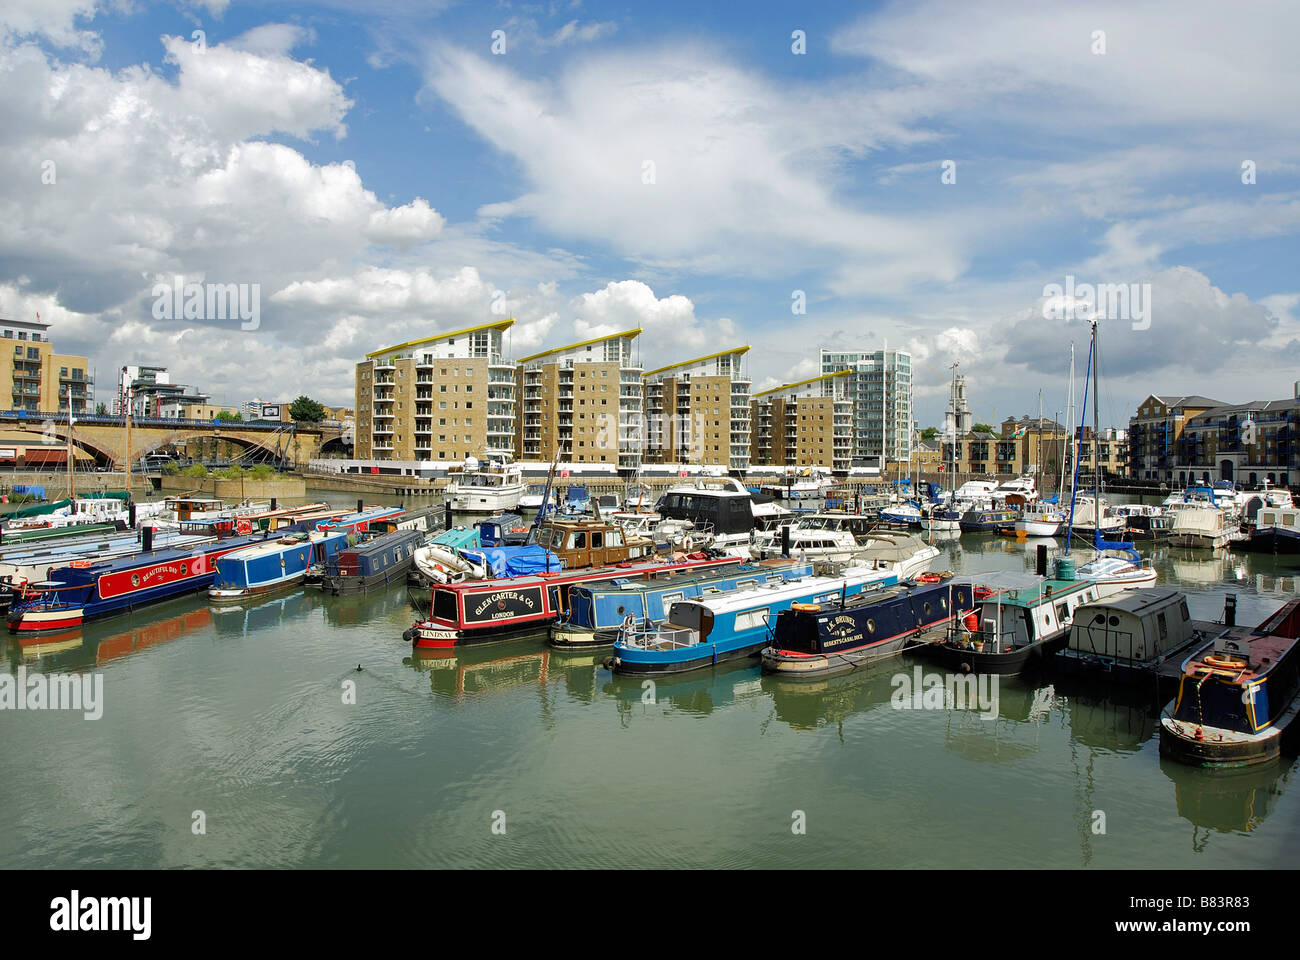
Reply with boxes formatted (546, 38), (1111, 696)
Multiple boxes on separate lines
(920, 426), (939, 442)
(973, 423), (995, 434)
(215, 410), (243, 422)
(289, 396), (326, 422)
(95, 402), (108, 416)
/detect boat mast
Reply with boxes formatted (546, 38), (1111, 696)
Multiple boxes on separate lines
(67, 401), (74, 500)
(1092, 318), (1100, 544)
(125, 382), (131, 502)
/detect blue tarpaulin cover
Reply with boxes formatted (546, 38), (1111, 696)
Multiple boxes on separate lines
(462, 545), (563, 577)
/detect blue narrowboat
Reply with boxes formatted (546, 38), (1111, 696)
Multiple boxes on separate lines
(319, 529), (425, 594)
(477, 512), (530, 547)
(959, 507), (1018, 532)
(762, 580), (976, 677)
(316, 506), (405, 535)
(1161, 600), (1300, 768)
(610, 564), (901, 675)
(551, 559), (816, 648)
(209, 530), (349, 602)
(6, 530), (270, 634)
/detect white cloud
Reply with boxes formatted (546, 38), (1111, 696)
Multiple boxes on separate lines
(364, 197), (445, 245)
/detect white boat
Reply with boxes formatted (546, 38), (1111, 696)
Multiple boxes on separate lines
(993, 475), (1038, 505)
(750, 528), (860, 562)
(1075, 554), (1158, 596)
(445, 459), (526, 513)
(1015, 501), (1065, 537)
(623, 483), (655, 511)
(518, 484), (555, 510)
(1067, 495), (1125, 535)
(656, 475), (761, 556)
(953, 479), (998, 501)
(1168, 506), (1234, 550)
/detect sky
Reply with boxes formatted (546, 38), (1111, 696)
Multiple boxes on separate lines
(2, 0), (1298, 431)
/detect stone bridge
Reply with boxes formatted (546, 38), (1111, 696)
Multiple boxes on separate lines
(0, 412), (345, 467)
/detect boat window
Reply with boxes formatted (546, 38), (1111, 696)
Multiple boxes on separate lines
(866, 618), (875, 634)
(1158, 612), (1168, 641)
(607, 528), (623, 547)
(1055, 602), (1069, 621)
(591, 532), (604, 548)
(568, 532), (586, 549)
(432, 590), (458, 621)
(735, 609), (768, 632)
(1180, 599), (1190, 621)
(1109, 616), (1120, 626)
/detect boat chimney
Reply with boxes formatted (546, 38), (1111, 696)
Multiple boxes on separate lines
(128, 502), (137, 529)
(1224, 593), (1237, 627)
(142, 525), (153, 552)
(1036, 543), (1048, 577)
(780, 526), (791, 559)
(270, 497), (278, 511)
(357, 499), (364, 514)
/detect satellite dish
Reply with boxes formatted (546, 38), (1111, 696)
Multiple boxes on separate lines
(464, 455), (480, 470)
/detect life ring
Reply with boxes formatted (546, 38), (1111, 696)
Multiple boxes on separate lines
(791, 602), (820, 612)
(236, 519), (252, 535)
(511, 527), (526, 533)
(974, 586), (995, 600)
(70, 559), (92, 568)
(917, 573), (942, 583)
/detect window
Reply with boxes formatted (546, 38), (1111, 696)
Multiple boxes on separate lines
(735, 609), (768, 632)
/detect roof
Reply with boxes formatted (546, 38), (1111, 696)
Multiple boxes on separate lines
(365, 319), (515, 359)
(1144, 394), (1227, 411)
(1082, 588), (1184, 615)
(1191, 397), (1300, 420)
(753, 369), (852, 398)
(642, 346), (751, 377)
(518, 328), (642, 363)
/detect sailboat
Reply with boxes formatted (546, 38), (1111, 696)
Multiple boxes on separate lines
(1070, 320), (1157, 595)
(923, 363), (964, 533)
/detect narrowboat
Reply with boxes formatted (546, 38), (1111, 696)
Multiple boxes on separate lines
(551, 559), (815, 648)
(959, 506), (1018, 532)
(315, 506), (405, 536)
(318, 529), (425, 594)
(1160, 600), (1300, 768)
(609, 563), (901, 676)
(446, 460), (526, 513)
(762, 580), (976, 678)
(404, 555), (738, 649)
(1056, 588), (1220, 687)
(1168, 506), (1235, 550)
(5, 529), (269, 634)
(1243, 506), (1300, 554)
(208, 530), (349, 602)
(477, 512), (530, 547)
(913, 566), (1107, 676)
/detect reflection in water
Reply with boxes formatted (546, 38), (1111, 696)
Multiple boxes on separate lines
(1063, 689), (1159, 755)
(761, 662), (898, 736)
(9, 600), (215, 672)
(1160, 758), (1295, 853)
(406, 637), (554, 698)
(603, 659), (764, 722)
(210, 590), (320, 636)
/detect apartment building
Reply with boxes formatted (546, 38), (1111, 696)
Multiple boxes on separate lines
(750, 370), (853, 472)
(354, 320), (516, 462)
(1178, 391), (1300, 488)
(516, 329), (643, 471)
(819, 348), (912, 465)
(642, 347), (751, 471)
(1127, 394), (1225, 481)
(1, 319), (93, 415)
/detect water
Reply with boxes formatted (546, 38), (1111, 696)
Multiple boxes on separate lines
(2, 491), (1299, 868)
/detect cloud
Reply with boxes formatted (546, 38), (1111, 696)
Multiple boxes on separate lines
(364, 197), (445, 245)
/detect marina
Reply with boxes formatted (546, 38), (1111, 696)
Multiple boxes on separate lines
(4, 486), (1300, 871)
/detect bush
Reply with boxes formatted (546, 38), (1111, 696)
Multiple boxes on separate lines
(217, 466), (246, 480)
(162, 462), (181, 475)
(250, 465), (276, 481)
(183, 464), (209, 478)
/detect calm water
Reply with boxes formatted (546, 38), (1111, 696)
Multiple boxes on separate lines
(2, 491), (1298, 869)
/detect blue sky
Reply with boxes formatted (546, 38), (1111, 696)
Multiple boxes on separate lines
(2, 0), (1298, 430)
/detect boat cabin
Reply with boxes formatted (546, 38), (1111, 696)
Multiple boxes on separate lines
(1067, 589), (1195, 664)
(535, 519), (653, 569)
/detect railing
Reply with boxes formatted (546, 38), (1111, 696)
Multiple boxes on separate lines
(0, 410), (314, 432)
(619, 624), (698, 651)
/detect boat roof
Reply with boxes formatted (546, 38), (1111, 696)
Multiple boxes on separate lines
(1079, 588), (1184, 615)
(950, 571), (1093, 605)
(342, 528), (424, 555)
(432, 557), (736, 592)
(573, 560), (810, 595)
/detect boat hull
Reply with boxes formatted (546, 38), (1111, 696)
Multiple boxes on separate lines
(916, 633), (1069, 676)
(611, 639), (766, 675)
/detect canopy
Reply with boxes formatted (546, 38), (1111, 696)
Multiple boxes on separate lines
(461, 545), (562, 577)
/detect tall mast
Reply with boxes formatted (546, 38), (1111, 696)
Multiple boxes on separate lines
(67, 401), (74, 500)
(124, 379), (131, 499)
(1092, 319), (1101, 519)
